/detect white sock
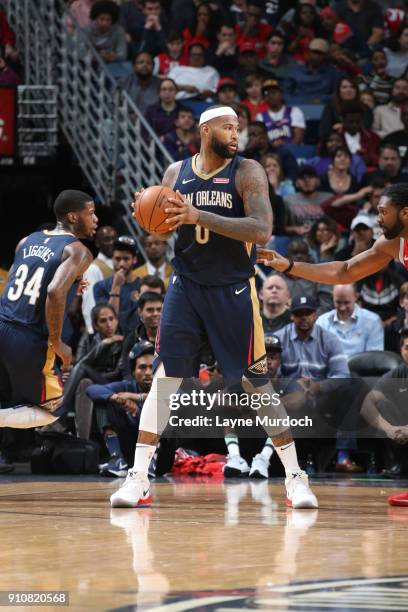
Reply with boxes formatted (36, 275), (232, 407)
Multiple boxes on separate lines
(274, 441), (301, 476)
(133, 444), (156, 474)
(225, 434), (240, 457)
(261, 438), (274, 462)
(0, 406), (58, 429)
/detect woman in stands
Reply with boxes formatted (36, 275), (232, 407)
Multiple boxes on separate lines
(307, 130), (367, 183)
(319, 77), (372, 140)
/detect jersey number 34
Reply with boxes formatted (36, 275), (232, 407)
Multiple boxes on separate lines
(7, 264), (45, 306)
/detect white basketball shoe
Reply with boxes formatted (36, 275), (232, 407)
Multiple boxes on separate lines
(110, 470), (152, 508)
(285, 471), (318, 509)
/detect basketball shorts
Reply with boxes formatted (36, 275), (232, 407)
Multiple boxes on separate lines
(156, 274), (266, 382)
(0, 319), (62, 408)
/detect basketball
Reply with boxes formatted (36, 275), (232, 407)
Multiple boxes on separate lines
(132, 185), (177, 234)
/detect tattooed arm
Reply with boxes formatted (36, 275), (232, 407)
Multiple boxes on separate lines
(46, 242), (93, 369)
(165, 159), (272, 244)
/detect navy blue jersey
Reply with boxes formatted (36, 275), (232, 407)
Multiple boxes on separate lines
(0, 231), (78, 337)
(172, 154), (256, 285)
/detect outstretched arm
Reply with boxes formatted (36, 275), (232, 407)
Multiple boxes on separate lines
(257, 236), (396, 285)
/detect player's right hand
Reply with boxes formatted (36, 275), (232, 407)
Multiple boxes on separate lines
(256, 248), (290, 272)
(52, 341), (73, 371)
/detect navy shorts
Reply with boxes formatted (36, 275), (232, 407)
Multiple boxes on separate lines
(0, 319), (62, 407)
(156, 274), (266, 382)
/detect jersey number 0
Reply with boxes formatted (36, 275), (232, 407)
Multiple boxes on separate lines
(195, 226), (210, 244)
(7, 264), (45, 306)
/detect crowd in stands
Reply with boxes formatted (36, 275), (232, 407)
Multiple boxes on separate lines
(2, 0), (408, 480)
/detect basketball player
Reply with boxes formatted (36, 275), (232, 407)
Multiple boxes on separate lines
(256, 182), (408, 506)
(0, 190), (97, 429)
(110, 105), (318, 509)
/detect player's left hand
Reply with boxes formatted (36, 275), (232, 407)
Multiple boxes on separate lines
(165, 190), (200, 229)
(76, 277), (90, 295)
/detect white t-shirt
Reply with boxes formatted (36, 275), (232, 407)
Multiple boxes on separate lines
(344, 131), (362, 155)
(168, 65), (220, 100)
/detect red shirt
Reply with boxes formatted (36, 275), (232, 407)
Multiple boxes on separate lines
(241, 98), (269, 121)
(235, 22), (273, 59)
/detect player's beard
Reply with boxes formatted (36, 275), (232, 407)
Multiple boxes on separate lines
(210, 135), (236, 159)
(383, 217), (404, 240)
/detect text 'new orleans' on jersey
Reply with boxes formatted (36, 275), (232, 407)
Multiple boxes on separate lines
(0, 231), (78, 337)
(172, 154), (256, 285)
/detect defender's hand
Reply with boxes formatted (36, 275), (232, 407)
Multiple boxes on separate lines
(165, 190), (200, 229)
(256, 248), (290, 272)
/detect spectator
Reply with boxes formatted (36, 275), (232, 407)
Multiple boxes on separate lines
(361, 176), (387, 238)
(258, 30), (296, 82)
(63, 303), (123, 439)
(119, 292), (164, 379)
(385, 283), (408, 354)
(370, 143), (408, 184)
(133, 234), (173, 285)
(261, 151), (295, 198)
(283, 166), (330, 235)
(320, 185), (372, 230)
(235, 0), (273, 59)
(0, 44), (21, 86)
(340, 102), (380, 168)
(237, 104), (250, 151)
(85, 1), (127, 64)
(307, 217), (343, 263)
(285, 3), (323, 64)
(358, 49), (394, 105)
(284, 38), (341, 105)
(360, 90), (376, 113)
(319, 6), (356, 54)
(383, 103), (408, 170)
(242, 121), (298, 180)
(317, 284), (384, 357)
(208, 23), (239, 78)
(337, 213), (374, 260)
(257, 79), (305, 146)
(229, 0), (247, 28)
(82, 225), (118, 334)
(308, 130), (367, 182)
(357, 262), (405, 323)
(168, 43), (219, 101)
(119, 0), (168, 60)
(68, 0), (95, 29)
(162, 106), (197, 160)
(259, 273), (291, 334)
(121, 51), (161, 114)
(216, 77), (239, 106)
(260, 154), (287, 234)
(88, 340), (154, 476)
(236, 42), (260, 91)
(373, 79), (408, 139)
(181, 1), (217, 64)
(153, 31), (184, 78)
(320, 147), (360, 195)
(335, 0), (384, 58)
(145, 78), (181, 138)
(328, 42), (362, 79)
(93, 239), (141, 335)
(319, 77), (372, 140)
(241, 73), (269, 121)
(384, 25), (408, 79)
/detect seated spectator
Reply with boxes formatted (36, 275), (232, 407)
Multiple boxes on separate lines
(283, 166), (330, 236)
(208, 23), (239, 79)
(237, 104), (250, 152)
(133, 234), (173, 285)
(319, 6), (357, 56)
(340, 102), (380, 168)
(337, 213), (374, 260)
(0, 44), (21, 86)
(236, 41), (260, 92)
(153, 31), (184, 78)
(383, 103), (408, 171)
(119, 291), (164, 379)
(256, 80), (305, 146)
(284, 38), (341, 105)
(284, 239), (333, 315)
(385, 282), (408, 354)
(216, 77), (239, 106)
(168, 43), (219, 101)
(119, 0), (168, 60)
(369, 143), (408, 185)
(63, 303), (123, 439)
(358, 49), (394, 106)
(321, 185), (372, 230)
(360, 89), (376, 114)
(162, 106), (197, 160)
(235, 0), (272, 59)
(319, 77), (372, 140)
(357, 262), (405, 323)
(361, 177), (386, 239)
(384, 25), (408, 79)
(229, 0), (246, 28)
(181, 1), (217, 64)
(145, 78), (180, 138)
(335, 0), (384, 59)
(261, 152), (294, 198)
(68, 0), (95, 29)
(93, 238), (141, 335)
(242, 121), (298, 180)
(84, 1), (127, 64)
(320, 147), (361, 195)
(82, 225), (117, 334)
(308, 130), (367, 182)
(317, 284), (384, 357)
(88, 340), (154, 476)
(258, 30), (296, 83)
(0, 7), (18, 64)
(259, 273), (291, 333)
(307, 217), (344, 263)
(285, 3), (323, 64)
(241, 73), (269, 121)
(328, 43), (362, 79)
(373, 79), (408, 140)
(121, 51), (161, 114)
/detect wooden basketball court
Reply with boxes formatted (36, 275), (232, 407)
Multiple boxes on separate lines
(0, 475), (407, 611)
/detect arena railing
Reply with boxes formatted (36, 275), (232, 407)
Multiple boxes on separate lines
(5, 0), (174, 247)
(17, 85), (58, 159)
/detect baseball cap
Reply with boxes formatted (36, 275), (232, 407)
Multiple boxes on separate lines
(217, 77), (238, 91)
(309, 38), (330, 54)
(129, 340), (154, 361)
(265, 334), (282, 352)
(296, 165), (318, 179)
(262, 79), (281, 94)
(291, 296), (318, 313)
(239, 41), (257, 54)
(350, 214), (374, 231)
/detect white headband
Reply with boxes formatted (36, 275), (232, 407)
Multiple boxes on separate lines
(199, 106), (238, 126)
